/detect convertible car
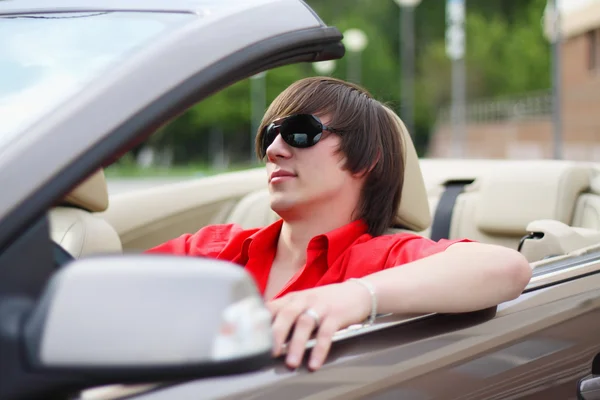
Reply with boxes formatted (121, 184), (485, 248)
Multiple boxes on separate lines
(2, 0), (600, 399)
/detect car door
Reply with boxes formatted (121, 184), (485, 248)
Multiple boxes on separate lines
(101, 252), (600, 400)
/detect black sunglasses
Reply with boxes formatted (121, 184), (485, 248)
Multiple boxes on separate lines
(260, 114), (342, 158)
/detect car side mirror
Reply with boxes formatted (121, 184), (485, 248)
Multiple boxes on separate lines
(11, 255), (273, 398)
(578, 375), (600, 400)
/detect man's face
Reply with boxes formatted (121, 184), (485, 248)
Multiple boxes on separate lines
(264, 114), (362, 217)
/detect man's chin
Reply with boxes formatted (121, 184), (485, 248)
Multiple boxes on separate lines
(270, 196), (300, 216)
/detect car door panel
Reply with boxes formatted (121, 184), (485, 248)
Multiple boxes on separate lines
(106, 270), (600, 400)
(100, 169), (266, 251)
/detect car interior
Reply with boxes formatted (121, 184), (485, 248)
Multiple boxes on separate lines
(47, 110), (600, 267)
(48, 169), (121, 258)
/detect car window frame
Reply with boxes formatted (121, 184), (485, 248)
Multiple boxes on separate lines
(0, 4), (343, 256)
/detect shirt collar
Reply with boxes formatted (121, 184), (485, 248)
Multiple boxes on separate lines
(241, 219), (283, 261)
(314, 219), (369, 266)
(242, 218), (369, 267)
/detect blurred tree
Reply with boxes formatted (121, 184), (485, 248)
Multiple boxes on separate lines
(416, 0), (550, 151)
(134, 0), (551, 165)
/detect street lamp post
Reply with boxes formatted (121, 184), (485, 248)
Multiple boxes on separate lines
(545, 0), (563, 160)
(394, 0), (422, 139)
(342, 29), (368, 84)
(250, 71), (267, 161)
(446, 0), (466, 158)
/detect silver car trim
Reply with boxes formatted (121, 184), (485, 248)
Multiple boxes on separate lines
(282, 313), (438, 354)
(526, 256), (600, 291)
(0, 0), (285, 16)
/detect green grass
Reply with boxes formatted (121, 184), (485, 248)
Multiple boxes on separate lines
(105, 163), (260, 178)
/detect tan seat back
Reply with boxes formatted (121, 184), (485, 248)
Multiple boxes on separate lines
(438, 161), (600, 257)
(49, 170), (122, 258)
(386, 108), (431, 231)
(572, 171), (600, 229)
(226, 107), (432, 232)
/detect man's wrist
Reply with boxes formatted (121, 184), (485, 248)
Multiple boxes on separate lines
(347, 278), (378, 325)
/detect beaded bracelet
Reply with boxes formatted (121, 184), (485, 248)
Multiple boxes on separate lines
(347, 278), (378, 326)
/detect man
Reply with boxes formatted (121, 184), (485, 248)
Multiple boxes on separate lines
(147, 77), (532, 371)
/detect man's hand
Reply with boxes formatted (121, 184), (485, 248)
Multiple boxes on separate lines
(266, 281), (371, 371)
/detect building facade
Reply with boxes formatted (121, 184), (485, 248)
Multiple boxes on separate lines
(429, 0), (600, 160)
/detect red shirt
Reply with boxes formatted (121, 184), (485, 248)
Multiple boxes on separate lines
(146, 219), (469, 299)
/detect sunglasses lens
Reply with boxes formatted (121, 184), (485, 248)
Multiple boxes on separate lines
(261, 115), (325, 156)
(280, 115), (323, 148)
(261, 123), (278, 156)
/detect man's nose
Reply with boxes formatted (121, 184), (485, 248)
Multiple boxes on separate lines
(266, 133), (293, 161)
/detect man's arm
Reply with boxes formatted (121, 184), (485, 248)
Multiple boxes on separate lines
(269, 243), (532, 371)
(355, 242), (532, 315)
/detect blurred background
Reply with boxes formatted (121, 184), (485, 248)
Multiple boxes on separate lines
(107, 0), (600, 182)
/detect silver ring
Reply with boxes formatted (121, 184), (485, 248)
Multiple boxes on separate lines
(303, 308), (320, 327)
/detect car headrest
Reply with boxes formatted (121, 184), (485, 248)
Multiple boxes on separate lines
(384, 107), (432, 231)
(476, 162), (591, 235)
(63, 169), (110, 212)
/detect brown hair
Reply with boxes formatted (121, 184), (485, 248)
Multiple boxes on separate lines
(255, 77), (405, 237)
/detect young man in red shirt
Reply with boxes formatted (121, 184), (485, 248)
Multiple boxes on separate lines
(147, 77), (532, 371)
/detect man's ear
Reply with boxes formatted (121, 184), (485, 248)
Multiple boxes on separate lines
(353, 151), (381, 179)
(368, 151), (381, 173)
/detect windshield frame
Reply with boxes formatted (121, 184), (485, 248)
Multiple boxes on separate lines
(0, 0), (284, 16)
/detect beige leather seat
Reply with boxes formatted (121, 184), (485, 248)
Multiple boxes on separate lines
(49, 170), (122, 258)
(226, 106), (432, 233)
(427, 160), (600, 260)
